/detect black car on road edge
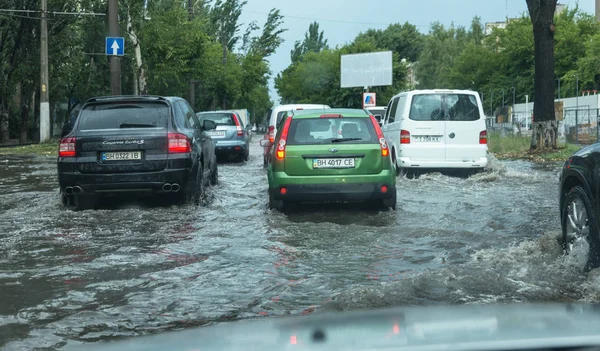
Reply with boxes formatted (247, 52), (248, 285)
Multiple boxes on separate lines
(58, 95), (218, 210)
(559, 143), (600, 270)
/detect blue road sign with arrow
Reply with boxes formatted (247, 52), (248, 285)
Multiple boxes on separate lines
(105, 37), (124, 56)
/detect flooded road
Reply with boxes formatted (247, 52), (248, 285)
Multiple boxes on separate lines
(0, 142), (594, 349)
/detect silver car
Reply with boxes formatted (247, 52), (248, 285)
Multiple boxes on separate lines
(196, 111), (251, 162)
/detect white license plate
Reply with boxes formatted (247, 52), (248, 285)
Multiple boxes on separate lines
(313, 158), (355, 169)
(414, 135), (441, 143)
(102, 151), (142, 161)
(206, 131), (225, 137)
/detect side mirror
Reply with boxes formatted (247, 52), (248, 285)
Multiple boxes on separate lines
(259, 139), (272, 147)
(61, 122), (73, 138)
(202, 120), (217, 130)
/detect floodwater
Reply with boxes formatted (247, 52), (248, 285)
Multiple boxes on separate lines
(0, 142), (595, 350)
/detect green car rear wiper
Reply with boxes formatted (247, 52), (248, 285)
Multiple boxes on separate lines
(331, 138), (363, 143)
(119, 123), (156, 128)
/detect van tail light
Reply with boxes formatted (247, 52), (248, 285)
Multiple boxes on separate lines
(479, 130), (487, 144)
(168, 133), (191, 153)
(59, 137), (76, 157)
(401, 130), (410, 144)
(232, 114), (243, 136)
(268, 125), (275, 143)
(276, 117), (293, 160)
(369, 115), (389, 157)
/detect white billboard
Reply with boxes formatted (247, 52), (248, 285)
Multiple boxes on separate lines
(340, 51), (393, 88)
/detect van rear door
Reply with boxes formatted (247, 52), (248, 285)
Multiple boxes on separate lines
(443, 93), (486, 163)
(405, 94), (447, 162)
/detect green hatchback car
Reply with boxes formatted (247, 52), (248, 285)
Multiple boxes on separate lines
(260, 108), (397, 210)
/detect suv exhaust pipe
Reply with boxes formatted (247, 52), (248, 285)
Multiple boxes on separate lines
(171, 183), (180, 192)
(64, 186), (73, 195)
(162, 183), (172, 192)
(73, 186), (83, 194)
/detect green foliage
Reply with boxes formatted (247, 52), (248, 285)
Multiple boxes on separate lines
(276, 38), (408, 108)
(414, 6), (599, 114)
(290, 21), (329, 63)
(354, 22), (423, 62)
(0, 0), (286, 140)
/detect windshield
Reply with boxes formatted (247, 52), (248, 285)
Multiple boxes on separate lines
(77, 102), (169, 130)
(4, 0), (599, 349)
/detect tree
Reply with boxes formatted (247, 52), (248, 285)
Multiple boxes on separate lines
(416, 22), (469, 89)
(526, 0), (558, 150)
(276, 40), (408, 107)
(124, 0), (148, 95)
(354, 22), (423, 62)
(290, 21), (328, 63)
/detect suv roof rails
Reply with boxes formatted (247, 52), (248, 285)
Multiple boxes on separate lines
(85, 95), (169, 103)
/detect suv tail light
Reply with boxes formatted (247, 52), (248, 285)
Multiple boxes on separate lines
(232, 114), (243, 136)
(59, 137), (76, 157)
(369, 115), (389, 157)
(276, 117), (293, 160)
(268, 125), (275, 143)
(401, 130), (410, 144)
(479, 130), (487, 144)
(168, 133), (191, 153)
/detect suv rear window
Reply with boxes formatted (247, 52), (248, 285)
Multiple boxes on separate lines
(197, 113), (235, 126)
(409, 93), (481, 121)
(286, 118), (378, 145)
(77, 102), (169, 130)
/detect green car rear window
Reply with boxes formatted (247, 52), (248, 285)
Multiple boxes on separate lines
(286, 117), (378, 145)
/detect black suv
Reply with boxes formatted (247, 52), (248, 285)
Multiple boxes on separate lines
(58, 95), (218, 210)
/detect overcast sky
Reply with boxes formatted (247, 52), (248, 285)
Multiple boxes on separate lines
(238, 0), (596, 104)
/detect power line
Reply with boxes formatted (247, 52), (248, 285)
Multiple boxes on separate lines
(244, 9), (430, 27)
(0, 12), (41, 19)
(0, 8), (105, 16)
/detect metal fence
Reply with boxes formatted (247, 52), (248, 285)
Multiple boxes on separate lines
(486, 108), (600, 145)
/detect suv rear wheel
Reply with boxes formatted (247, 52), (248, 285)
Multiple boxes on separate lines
(210, 159), (219, 186)
(73, 195), (96, 211)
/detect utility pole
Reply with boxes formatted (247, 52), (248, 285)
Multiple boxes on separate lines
(576, 74), (579, 144)
(596, 0), (599, 21)
(108, 0), (121, 95)
(511, 86), (515, 123)
(188, 0), (196, 110)
(40, 0), (50, 142)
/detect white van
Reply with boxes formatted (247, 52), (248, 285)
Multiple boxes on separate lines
(381, 89), (488, 174)
(263, 104), (330, 166)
